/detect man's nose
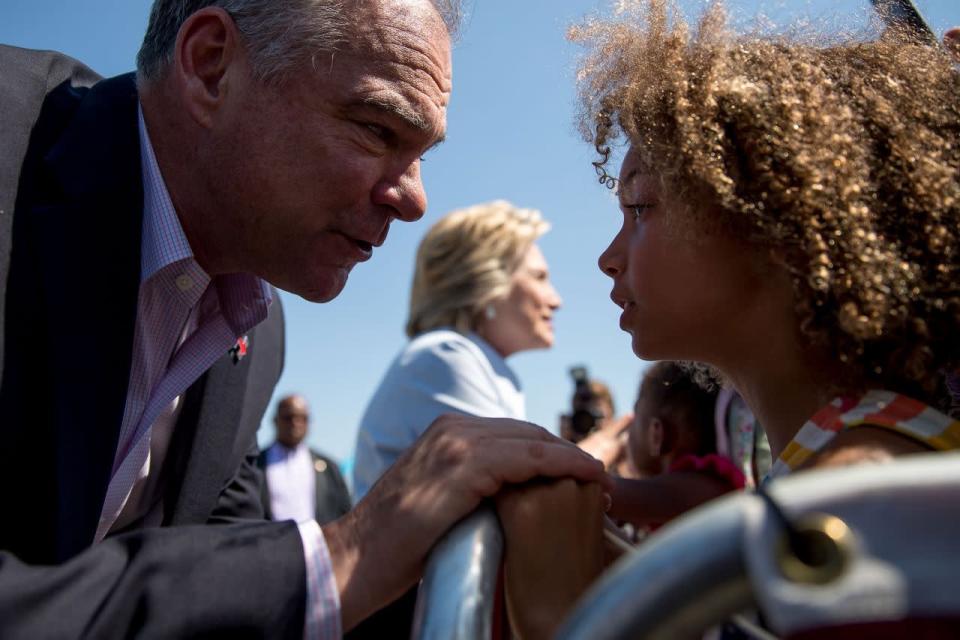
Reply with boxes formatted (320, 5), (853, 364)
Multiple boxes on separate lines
(372, 161), (427, 222)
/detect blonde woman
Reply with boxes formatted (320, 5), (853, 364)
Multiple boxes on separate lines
(352, 200), (562, 499)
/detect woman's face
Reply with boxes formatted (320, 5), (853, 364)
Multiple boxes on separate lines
(598, 149), (772, 365)
(483, 244), (562, 357)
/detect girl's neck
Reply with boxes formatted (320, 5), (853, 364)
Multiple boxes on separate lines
(723, 354), (834, 460)
(711, 260), (837, 459)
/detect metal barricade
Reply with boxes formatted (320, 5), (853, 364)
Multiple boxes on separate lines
(556, 453), (960, 639)
(411, 504), (503, 640)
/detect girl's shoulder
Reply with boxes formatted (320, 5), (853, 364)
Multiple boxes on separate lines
(769, 391), (960, 479)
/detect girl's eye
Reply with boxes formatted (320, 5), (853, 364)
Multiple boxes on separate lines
(628, 203), (654, 220)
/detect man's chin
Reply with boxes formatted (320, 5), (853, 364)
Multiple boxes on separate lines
(299, 290), (340, 303)
(300, 281), (348, 303)
(282, 267), (351, 303)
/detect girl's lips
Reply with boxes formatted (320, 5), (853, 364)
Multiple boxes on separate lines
(619, 301), (635, 329)
(609, 288), (632, 310)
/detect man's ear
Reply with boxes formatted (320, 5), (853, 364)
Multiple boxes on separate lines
(173, 7), (244, 128)
(647, 417), (663, 458)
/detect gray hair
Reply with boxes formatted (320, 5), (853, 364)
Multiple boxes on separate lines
(136, 0), (462, 83)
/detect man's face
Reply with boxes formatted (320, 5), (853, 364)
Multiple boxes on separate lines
(276, 395), (310, 447)
(211, 0), (452, 301)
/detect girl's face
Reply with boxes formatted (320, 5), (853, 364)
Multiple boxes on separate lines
(598, 149), (774, 366)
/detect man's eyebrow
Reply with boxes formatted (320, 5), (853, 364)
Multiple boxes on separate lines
(356, 97), (446, 150)
(360, 97), (429, 132)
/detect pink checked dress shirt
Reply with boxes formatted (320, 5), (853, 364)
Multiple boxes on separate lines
(91, 106), (341, 639)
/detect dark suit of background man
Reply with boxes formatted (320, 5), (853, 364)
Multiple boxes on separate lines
(0, 0), (608, 637)
(259, 395), (352, 526)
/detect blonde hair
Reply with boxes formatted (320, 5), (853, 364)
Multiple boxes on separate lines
(572, 0), (960, 405)
(406, 200), (550, 338)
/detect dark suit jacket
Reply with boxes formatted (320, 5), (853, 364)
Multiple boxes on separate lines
(258, 444), (353, 526)
(0, 45), (307, 638)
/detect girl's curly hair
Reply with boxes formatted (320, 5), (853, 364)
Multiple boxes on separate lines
(572, 0), (960, 406)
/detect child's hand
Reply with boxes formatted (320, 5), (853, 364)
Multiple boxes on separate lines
(576, 413), (634, 470)
(495, 478), (606, 640)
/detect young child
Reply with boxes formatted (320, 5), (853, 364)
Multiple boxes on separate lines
(613, 362), (744, 532)
(628, 362), (720, 476)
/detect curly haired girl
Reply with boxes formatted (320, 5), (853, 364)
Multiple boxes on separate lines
(495, 6), (960, 639)
(571, 0), (960, 475)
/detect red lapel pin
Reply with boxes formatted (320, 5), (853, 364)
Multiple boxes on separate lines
(229, 335), (249, 364)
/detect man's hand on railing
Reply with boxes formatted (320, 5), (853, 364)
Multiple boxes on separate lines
(322, 414), (610, 631)
(496, 478), (608, 640)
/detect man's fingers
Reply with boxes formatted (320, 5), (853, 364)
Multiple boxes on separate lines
(428, 414), (559, 441)
(473, 440), (610, 492)
(416, 413), (614, 515)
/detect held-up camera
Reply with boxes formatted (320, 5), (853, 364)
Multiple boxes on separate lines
(568, 365), (605, 437)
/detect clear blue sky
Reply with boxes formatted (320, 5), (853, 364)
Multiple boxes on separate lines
(3, 0), (956, 477)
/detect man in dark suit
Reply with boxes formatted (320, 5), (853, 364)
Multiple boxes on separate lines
(0, 0), (609, 636)
(259, 395), (352, 526)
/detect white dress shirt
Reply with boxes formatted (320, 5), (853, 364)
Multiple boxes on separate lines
(265, 442), (318, 523)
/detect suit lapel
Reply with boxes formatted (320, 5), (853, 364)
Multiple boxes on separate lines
(163, 352), (251, 524)
(34, 74), (143, 558)
(165, 295), (285, 524)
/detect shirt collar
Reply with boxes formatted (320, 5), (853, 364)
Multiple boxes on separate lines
(467, 331), (523, 390)
(137, 104), (198, 284)
(215, 273), (274, 336)
(137, 104), (273, 334)
(270, 441), (309, 460)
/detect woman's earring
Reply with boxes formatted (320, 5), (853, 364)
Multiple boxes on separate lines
(485, 305), (496, 320)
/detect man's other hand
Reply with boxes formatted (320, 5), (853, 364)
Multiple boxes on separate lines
(321, 414), (609, 631)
